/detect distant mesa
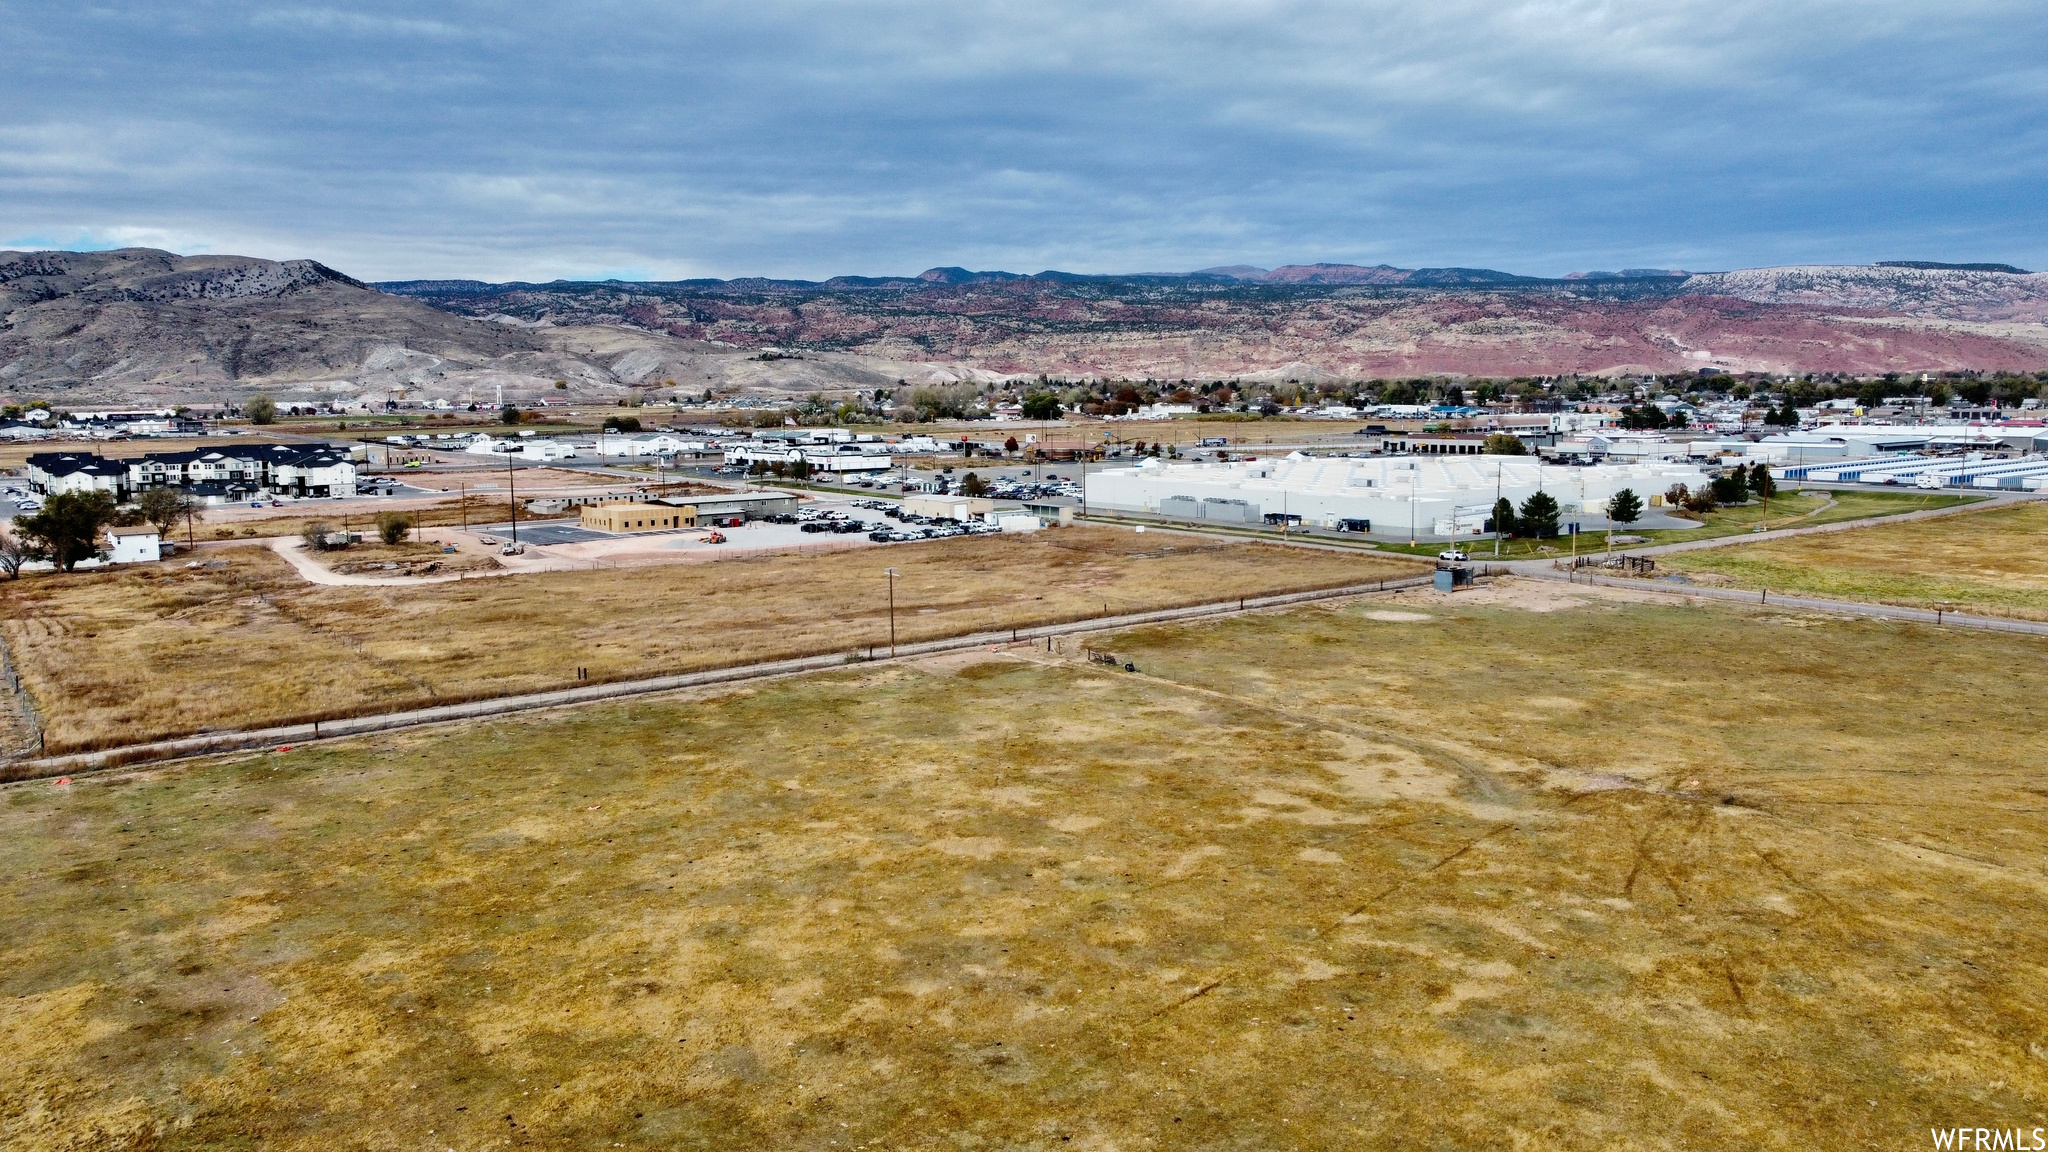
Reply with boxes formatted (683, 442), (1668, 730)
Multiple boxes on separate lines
(916, 267), (1026, 285)
(1876, 261), (2030, 274)
(1564, 269), (1690, 280)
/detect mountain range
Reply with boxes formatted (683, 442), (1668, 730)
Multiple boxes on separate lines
(4, 248), (2045, 407)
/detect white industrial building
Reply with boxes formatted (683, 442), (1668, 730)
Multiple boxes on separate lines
(1085, 454), (1710, 539)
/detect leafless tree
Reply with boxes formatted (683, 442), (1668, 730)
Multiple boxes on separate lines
(0, 527), (25, 579)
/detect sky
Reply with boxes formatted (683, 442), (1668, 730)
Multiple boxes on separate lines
(2, 1), (2044, 282)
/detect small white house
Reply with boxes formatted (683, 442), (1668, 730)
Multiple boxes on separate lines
(106, 526), (163, 564)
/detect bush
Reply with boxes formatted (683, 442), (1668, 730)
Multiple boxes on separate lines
(301, 521), (337, 551)
(245, 395), (277, 425)
(1482, 433), (1527, 455)
(375, 512), (413, 545)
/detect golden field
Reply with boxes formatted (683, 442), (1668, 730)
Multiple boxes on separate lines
(1661, 499), (2048, 619)
(2, 581), (2044, 1148)
(0, 528), (1412, 752)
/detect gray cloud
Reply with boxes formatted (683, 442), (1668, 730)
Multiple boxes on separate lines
(1, 0), (2042, 279)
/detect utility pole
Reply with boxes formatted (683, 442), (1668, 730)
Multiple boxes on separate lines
(1493, 460), (1502, 558)
(459, 483), (467, 530)
(507, 455), (518, 544)
(885, 567), (899, 657)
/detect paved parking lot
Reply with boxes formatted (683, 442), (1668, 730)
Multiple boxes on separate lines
(476, 497), (898, 556)
(473, 520), (613, 546)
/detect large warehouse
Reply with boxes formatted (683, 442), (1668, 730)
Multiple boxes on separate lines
(1084, 453), (1710, 539)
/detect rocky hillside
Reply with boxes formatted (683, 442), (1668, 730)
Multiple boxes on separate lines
(0, 249), (920, 406)
(1679, 264), (2048, 322)
(384, 263), (2048, 380)
(5, 249), (2045, 407)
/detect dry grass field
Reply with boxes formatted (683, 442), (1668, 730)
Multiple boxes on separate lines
(3, 583), (2044, 1149)
(0, 528), (1412, 752)
(1661, 499), (2048, 619)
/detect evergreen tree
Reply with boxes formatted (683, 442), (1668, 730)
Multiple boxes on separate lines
(1491, 496), (1516, 537)
(1605, 488), (1643, 529)
(1518, 490), (1561, 539)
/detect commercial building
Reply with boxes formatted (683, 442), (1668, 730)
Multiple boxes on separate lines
(579, 504), (697, 532)
(1086, 453), (1708, 540)
(902, 495), (995, 521)
(577, 491), (801, 533)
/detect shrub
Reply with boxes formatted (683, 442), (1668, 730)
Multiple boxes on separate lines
(375, 512), (413, 545)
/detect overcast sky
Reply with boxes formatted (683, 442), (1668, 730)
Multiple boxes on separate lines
(2, 1), (2043, 281)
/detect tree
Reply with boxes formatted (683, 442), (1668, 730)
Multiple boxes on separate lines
(136, 486), (193, 535)
(1482, 433), (1527, 455)
(301, 521), (338, 551)
(1517, 490), (1561, 539)
(1748, 461), (1775, 500)
(245, 394), (277, 425)
(501, 405), (522, 425)
(375, 511), (413, 545)
(16, 490), (117, 572)
(1004, 436), (1019, 456)
(1605, 488), (1642, 553)
(959, 471), (989, 497)
(0, 527), (25, 580)
(1020, 391), (1062, 421)
(1491, 496), (1516, 551)
(1710, 467), (1749, 505)
(603, 415), (642, 432)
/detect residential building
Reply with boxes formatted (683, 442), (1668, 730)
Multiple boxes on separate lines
(27, 443), (356, 501)
(24, 452), (128, 497)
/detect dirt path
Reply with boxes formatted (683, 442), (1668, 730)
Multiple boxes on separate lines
(263, 537), (556, 586)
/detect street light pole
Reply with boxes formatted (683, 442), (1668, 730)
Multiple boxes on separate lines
(885, 567), (899, 657)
